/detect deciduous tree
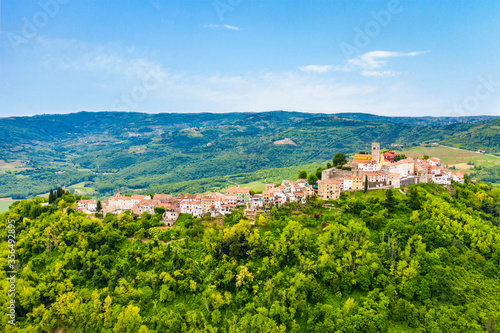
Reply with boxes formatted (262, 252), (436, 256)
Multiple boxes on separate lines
(333, 153), (347, 167)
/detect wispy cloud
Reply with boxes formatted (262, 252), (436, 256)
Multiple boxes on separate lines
(146, 69), (437, 116)
(204, 24), (239, 30)
(349, 51), (428, 69)
(34, 37), (169, 84)
(27, 38), (436, 115)
(152, 1), (160, 10)
(300, 50), (428, 77)
(361, 70), (400, 77)
(299, 65), (350, 73)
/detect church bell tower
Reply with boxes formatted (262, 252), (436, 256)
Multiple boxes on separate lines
(371, 142), (380, 164)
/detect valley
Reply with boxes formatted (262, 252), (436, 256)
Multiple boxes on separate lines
(1, 112), (500, 201)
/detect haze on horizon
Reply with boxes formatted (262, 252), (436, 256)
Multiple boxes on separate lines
(0, 0), (499, 118)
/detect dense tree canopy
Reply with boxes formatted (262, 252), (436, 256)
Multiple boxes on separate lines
(308, 174), (318, 185)
(1, 181), (500, 332)
(394, 154), (407, 162)
(332, 153), (348, 167)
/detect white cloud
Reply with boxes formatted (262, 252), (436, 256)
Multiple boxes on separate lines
(223, 25), (239, 30)
(301, 50), (428, 77)
(34, 37), (167, 82)
(150, 71), (431, 116)
(27, 38), (435, 115)
(361, 70), (400, 77)
(349, 50), (428, 69)
(299, 65), (351, 73)
(204, 24), (239, 30)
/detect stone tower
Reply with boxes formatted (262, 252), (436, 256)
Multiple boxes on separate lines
(371, 142), (380, 164)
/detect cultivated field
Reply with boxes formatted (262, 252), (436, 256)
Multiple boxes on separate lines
(0, 198), (16, 213)
(401, 145), (500, 170)
(67, 182), (96, 196)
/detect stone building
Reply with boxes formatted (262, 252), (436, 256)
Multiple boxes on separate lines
(318, 179), (341, 200)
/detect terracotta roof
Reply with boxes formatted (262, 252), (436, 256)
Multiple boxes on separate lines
(154, 194), (172, 200)
(322, 179), (341, 184)
(357, 159), (377, 164)
(111, 196), (134, 201)
(137, 199), (159, 206)
(159, 203), (176, 210)
(77, 199), (97, 204)
(390, 159), (413, 165)
(365, 172), (386, 176)
(132, 195), (149, 199)
(227, 187), (249, 194)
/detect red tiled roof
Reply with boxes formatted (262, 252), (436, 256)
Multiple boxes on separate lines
(132, 195), (149, 199)
(323, 179), (341, 184)
(154, 194), (172, 200)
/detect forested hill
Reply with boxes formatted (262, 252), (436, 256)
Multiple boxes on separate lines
(1, 181), (500, 332)
(1, 111), (500, 199)
(0, 111), (497, 147)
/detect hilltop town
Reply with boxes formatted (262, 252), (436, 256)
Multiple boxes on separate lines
(76, 143), (465, 225)
(319, 142), (465, 199)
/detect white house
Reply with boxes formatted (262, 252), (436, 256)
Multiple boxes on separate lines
(385, 160), (414, 178)
(452, 172), (465, 184)
(432, 173), (451, 185)
(132, 199), (159, 216)
(428, 158), (441, 166)
(180, 200), (203, 217)
(358, 160), (379, 172)
(343, 177), (353, 191)
(77, 200), (97, 212)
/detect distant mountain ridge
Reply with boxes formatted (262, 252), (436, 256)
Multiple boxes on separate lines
(1, 111), (498, 147)
(1, 111), (499, 199)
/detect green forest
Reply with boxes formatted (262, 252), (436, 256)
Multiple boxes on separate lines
(1, 111), (500, 199)
(1, 180), (499, 332)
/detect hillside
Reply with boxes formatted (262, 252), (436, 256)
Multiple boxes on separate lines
(1, 111), (499, 199)
(440, 118), (500, 154)
(1, 181), (499, 332)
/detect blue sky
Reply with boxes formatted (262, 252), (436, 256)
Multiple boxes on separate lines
(0, 0), (499, 117)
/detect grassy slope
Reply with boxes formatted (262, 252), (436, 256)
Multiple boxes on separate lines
(401, 145), (500, 168)
(66, 181), (96, 196)
(0, 199), (15, 213)
(440, 118), (500, 154)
